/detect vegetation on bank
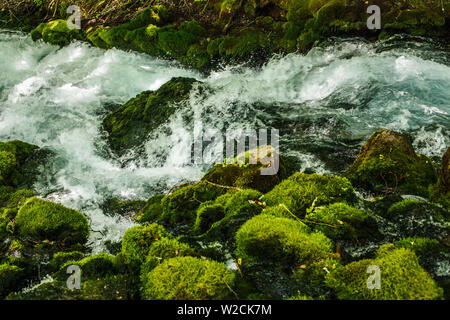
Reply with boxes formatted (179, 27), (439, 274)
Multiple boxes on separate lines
(1, 1), (448, 69)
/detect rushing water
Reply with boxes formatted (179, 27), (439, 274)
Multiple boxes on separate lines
(0, 30), (449, 251)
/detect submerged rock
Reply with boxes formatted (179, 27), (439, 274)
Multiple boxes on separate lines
(102, 77), (198, 156)
(345, 129), (437, 197)
(325, 244), (443, 300)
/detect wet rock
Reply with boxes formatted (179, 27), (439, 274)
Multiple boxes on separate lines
(345, 129), (437, 197)
(202, 145), (286, 193)
(102, 77), (199, 156)
(431, 147), (450, 209)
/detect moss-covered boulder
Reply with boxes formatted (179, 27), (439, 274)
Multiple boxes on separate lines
(134, 194), (165, 223)
(141, 256), (236, 300)
(47, 251), (85, 273)
(202, 145), (286, 193)
(199, 189), (263, 243)
(159, 181), (227, 227)
(325, 244), (444, 300)
(140, 237), (197, 279)
(263, 172), (356, 217)
(345, 129), (437, 197)
(56, 252), (115, 280)
(385, 200), (449, 244)
(15, 197), (89, 246)
(31, 19), (84, 46)
(236, 214), (333, 268)
(305, 202), (378, 240)
(431, 147), (450, 209)
(0, 140), (39, 188)
(103, 77), (198, 155)
(120, 224), (168, 264)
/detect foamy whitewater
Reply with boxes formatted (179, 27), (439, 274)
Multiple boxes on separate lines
(0, 30), (449, 251)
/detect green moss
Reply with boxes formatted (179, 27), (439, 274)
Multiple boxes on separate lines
(261, 205), (293, 219)
(393, 237), (443, 258)
(202, 189), (263, 242)
(142, 256), (236, 300)
(325, 244), (444, 300)
(15, 197), (89, 246)
(387, 199), (449, 220)
(179, 20), (208, 37)
(160, 181), (226, 226)
(184, 44), (211, 68)
(215, 29), (276, 59)
(58, 252), (115, 280)
(305, 202), (377, 240)
(157, 29), (199, 59)
(0, 140), (39, 187)
(101, 199), (146, 218)
(127, 6), (168, 30)
(0, 263), (25, 299)
(135, 194), (164, 223)
(48, 251), (85, 272)
(194, 202), (225, 234)
(140, 237), (197, 279)
(235, 214), (333, 268)
(202, 145), (286, 193)
(103, 77), (198, 155)
(293, 257), (342, 291)
(121, 224), (168, 264)
(31, 20), (84, 46)
(345, 129), (437, 197)
(263, 172), (356, 217)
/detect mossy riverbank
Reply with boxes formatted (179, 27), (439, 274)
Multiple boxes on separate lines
(1, 0), (449, 69)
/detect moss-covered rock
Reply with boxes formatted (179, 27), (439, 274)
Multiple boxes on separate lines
(202, 145), (286, 193)
(47, 251), (85, 273)
(431, 147), (450, 209)
(325, 244), (444, 300)
(385, 200), (449, 244)
(103, 77), (198, 155)
(121, 224), (168, 264)
(305, 202), (378, 240)
(0, 140), (39, 188)
(263, 172), (356, 217)
(201, 189), (263, 243)
(57, 252), (115, 280)
(236, 214), (333, 268)
(345, 129), (437, 197)
(142, 256), (236, 300)
(134, 194), (165, 223)
(194, 201), (226, 234)
(31, 19), (84, 46)
(293, 256), (342, 296)
(159, 181), (227, 227)
(15, 197), (89, 246)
